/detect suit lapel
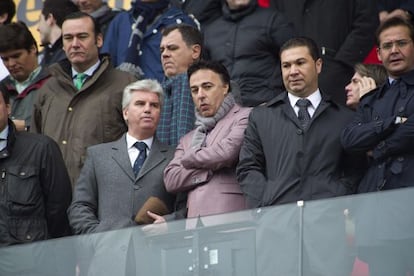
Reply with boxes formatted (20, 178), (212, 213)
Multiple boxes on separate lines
(136, 138), (167, 181)
(111, 134), (136, 181)
(312, 99), (329, 122)
(279, 94), (301, 128)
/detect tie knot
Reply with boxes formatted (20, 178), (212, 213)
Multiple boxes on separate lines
(296, 98), (311, 108)
(74, 73), (87, 90)
(76, 73), (87, 81)
(134, 141), (147, 151)
(390, 78), (400, 86)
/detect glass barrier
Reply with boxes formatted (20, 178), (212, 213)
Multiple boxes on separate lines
(1, 187), (413, 276)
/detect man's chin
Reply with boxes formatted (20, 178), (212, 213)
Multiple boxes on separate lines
(11, 74), (26, 83)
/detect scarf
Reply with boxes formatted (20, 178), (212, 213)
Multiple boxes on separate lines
(118, 0), (169, 78)
(191, 93), (236, 148)
(90, 3), (111, 19)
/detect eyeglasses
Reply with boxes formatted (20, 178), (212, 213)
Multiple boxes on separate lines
(379, 39), (412, 51)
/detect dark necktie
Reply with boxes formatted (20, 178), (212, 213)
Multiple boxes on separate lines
(133, 142), (147, 176)
(296, 98), (312, 130)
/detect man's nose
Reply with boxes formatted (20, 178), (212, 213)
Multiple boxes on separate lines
(289, 64), (299, 74)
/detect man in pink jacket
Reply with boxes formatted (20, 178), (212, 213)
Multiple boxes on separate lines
(163, 60), (251, 219)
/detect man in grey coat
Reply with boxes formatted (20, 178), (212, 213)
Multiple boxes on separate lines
(68, 79), (175, 234)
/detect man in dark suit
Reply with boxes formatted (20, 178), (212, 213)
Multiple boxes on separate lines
(342, 17), (414, 275)
(237, 37), (365, 276)
(68, 79), (175, 234)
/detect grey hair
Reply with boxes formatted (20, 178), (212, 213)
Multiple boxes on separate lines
(122, 79), (164, 110)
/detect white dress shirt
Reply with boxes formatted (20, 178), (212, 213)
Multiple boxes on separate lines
(126, 133), (153, 167)
(0, 126), (9, 151)
(288, 89), (322, 118)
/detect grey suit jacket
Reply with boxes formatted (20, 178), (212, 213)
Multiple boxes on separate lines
(68, 134), (175, 234)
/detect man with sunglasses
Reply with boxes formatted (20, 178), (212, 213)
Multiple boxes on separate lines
(342, 17), (414, 275)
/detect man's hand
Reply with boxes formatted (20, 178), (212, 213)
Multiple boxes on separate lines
(388, 9), (412, 21)
(379, 9), (411, 24)
(12, 119), (26, 131)
(141, 211), (168, 235)
(358, 76), (377, 98)
(147, 210), (166, 224)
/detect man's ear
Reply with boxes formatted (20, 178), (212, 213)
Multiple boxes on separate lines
(0, 13), (8, 24)
(191, 44), (201, 60)
(316, 58), (323, 74)
(47, 13), (57, 26)
(223, 83), (229, 95)
(29, 44), (38, 56)
(96, 33), (104, 48)
(376, 47), (383, 62)
(6, 104), (11, 116)
(123, 107), (128, 121)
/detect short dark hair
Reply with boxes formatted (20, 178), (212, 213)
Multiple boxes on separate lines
(187, 60), (231, 89)
(42, 0), (79, 28)
(0, 22), (38, 53)
(0, 83), (10, 105)
(162, 24), (203, 49)
(0, 0), (16, 25)
(62, 11), (102, 36)
(376, 16), (414, 45)
(354, 63), (388, 87)
(280, 36), (321, 61)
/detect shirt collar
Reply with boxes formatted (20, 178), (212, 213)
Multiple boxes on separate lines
(71, 60), (101, 78)
(288, 89), (322, 110)
(0, 125), (9, 140)
(388, 77), (397, 85)
(126, 133), (154, 150)
(10, 66), (42, 94)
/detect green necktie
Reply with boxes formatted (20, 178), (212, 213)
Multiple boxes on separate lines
(74, 73), (87, 90)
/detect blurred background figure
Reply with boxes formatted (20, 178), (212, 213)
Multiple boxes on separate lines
(345, 63), (387, 110)
(0, 22), (50, 132)
(0, 0), (15, 25)
(72, 0), (121, 36)
(202, 0), (295, 107)
(0, 0), (15, 80)
(38, 0), (79, 67)
(101, 0), (197, 80)
(378, 0), (414, 24)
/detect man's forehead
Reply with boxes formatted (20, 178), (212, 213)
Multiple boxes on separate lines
(190, 69), (219, 81)
(161, 32), (184, 45)
(379, 26), (411, 39)
(281, 51), (312, 63)
(62, 18), (93, 30)
(131, 90), (159, 99)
